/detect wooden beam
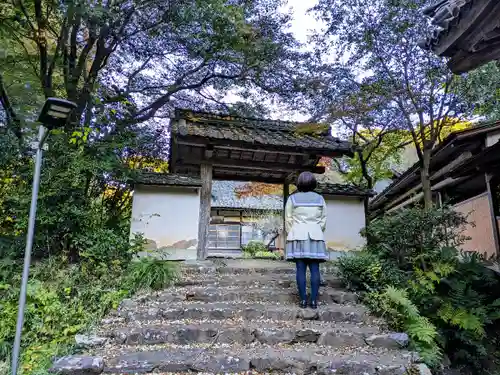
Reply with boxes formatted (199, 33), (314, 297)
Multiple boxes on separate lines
(385, 152), (473, 210)
(176, 135), (346, 158)
(431, 151), (473, 181)
(215, 145), (308, 157)
(387, 192), (424, 213)
(431, 176), (470, 191)
(179, 156), (326, 174)
(212, 174), (286, 184)
(485, 173), (500, 257)
(386, 184), (422, 210)
(197, 164), (213, 260)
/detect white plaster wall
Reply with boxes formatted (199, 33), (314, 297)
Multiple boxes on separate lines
(324, 196), (366, 252)
(130, 185), (200, 259)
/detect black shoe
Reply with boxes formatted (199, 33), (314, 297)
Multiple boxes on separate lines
(299, 300), (308, 309)
(320, 280), (327, 287)
(310, 301), (318, 309)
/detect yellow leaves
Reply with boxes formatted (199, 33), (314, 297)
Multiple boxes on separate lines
(124, 155), (169, 172)
(187, 115), (201, 122)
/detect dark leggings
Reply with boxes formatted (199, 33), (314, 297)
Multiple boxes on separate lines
(295, 259), (321, 302)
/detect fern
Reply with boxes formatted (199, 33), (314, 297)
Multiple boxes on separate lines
(381, 286), (442, 366)
(438, 303), (485, 337)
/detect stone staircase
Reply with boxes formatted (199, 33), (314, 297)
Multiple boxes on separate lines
(50, 260), (429, 375)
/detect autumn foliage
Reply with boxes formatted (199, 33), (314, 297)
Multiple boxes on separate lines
(234, 182), (283, 198)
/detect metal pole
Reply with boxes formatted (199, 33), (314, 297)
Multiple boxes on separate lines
(11, 125), (46, 375)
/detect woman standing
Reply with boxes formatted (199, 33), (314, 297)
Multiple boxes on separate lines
(285, 172), (328, 309)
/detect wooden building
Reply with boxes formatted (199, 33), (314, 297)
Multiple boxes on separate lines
(370, 121), (500, 259)
(420, 0), (500, 73)
(131, 109), (356, 260)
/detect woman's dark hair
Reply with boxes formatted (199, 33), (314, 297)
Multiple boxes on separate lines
(296, 171), (317, 192)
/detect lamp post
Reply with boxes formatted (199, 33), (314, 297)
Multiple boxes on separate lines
(10, 98), (77, 375)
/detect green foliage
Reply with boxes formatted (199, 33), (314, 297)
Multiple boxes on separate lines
(126, 258), (179, 291)
(458, 62), (500, 122)
(242, 241), (267, 257)
(335, 130), (410, 188)
(335, 252), (404, 291)
(254, 250), (281, 260)
(0, 256), (133, 374)
(363, 207), (469, 271)
(375, 287), (442, 365)
(336, 207), (500, 372)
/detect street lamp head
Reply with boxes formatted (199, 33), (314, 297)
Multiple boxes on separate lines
(37, 97), (77, 130)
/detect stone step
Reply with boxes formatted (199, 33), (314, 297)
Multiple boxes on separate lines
(181, 287), (357, 304)
(131, 286), (357, 305)
(103, 321), (406, 349)
(51, 345), (419, 374)
(118, 301), (369, 323)
(180, 259), (337, 277)
(176, 274), (344, 288)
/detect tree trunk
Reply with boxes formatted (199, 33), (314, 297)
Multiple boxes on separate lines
(363, 197), (370, 227)
(421, 148), (433, 210)
(358, 150), (373, 227)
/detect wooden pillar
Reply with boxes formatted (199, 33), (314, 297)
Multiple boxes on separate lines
(283, 181), (290, 239)
(197, 163), (213, 260)
(485, 173), (500, 257)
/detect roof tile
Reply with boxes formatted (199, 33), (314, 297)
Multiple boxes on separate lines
(134, 173), (201, 187)
(172, 109), (352, 155)
(419, 0), (474, 52)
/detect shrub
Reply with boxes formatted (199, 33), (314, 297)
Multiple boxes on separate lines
(0, 232), (149, 374)
(0, 257), (131, 374)
(126, 258), (178, 291)
(254, 250), (281, 260)
(336, 251), (405, 292)
(242, 241), (267, 257)
(336, 207), (500, 372)
(363, 207), (469, 271)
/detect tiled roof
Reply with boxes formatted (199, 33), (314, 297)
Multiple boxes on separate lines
(134, 174), (369, 208)
(316, 183), (375, 197)
(172, 109), (353, 156)
(419, 0), (472, 52)
(211, 181), (282, 210)
(134, 172), (202, 187)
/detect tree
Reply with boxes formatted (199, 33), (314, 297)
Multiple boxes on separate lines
(312, 0), (472, 209)
(334, 130), (409, 188)
(0, 0), (302, 133)
(307, 68), (411, 192)
(459, 62), (500, 122)
(0, 0), (303, 260)
(244, 210), (282, 249)
(235, 182), (284, 198)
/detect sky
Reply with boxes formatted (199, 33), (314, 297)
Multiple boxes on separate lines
(283, 0), (322, 45)
(219, 0), (323, 122)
